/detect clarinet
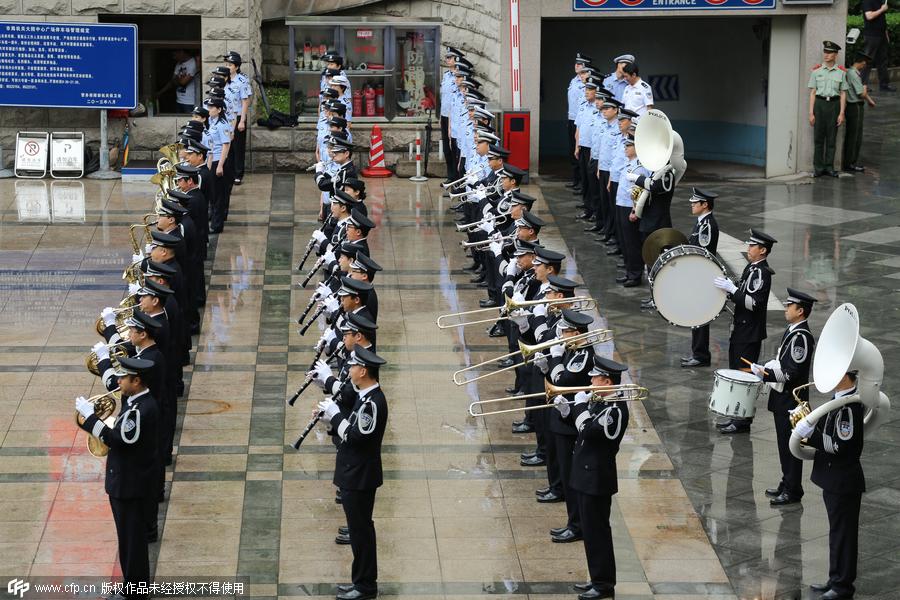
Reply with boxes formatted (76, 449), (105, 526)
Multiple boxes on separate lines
(291, 411), (323, 449)
(297, 216), (334, 271)
(286, 344), (327, 406)
(299, 304), (327, 336)
(297, 294), (319, 325)
(301, 257), (325, 288)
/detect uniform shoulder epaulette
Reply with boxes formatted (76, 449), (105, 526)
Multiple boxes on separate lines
(812, 64), (821, 70)
(640, 81), (650, 88)
(838, 65), (847, 72)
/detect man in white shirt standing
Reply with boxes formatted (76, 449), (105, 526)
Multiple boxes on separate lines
(621, 63), (654, 117)
(156, 49), (197, 114)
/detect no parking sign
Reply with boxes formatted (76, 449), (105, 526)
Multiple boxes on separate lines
(15, 132), (49, 178)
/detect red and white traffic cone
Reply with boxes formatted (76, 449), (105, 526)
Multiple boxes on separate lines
(360, 124), (392, 178)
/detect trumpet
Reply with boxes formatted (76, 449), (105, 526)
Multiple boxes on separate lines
(455, 212), (509, 233)
(459, 233), (515, 250)
(452, 328), (613, 385)
(86, 341), (130, 376)
(468, 383), (649, 417)
(442, 173), (472, 189)
(437, 295), (597, 329)
(75, 388), (121, 458)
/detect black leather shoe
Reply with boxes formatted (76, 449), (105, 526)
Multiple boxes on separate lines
(522, 455), (547, 467)
(551, 528), (583, 543)
(571, 187), (583, 195)
(719, 421), (751, 434)
(336, 589), (377, 600)
(770, 492), (801, 507)
(505, 386), (522, 395)
(550, 526), (568, 536)
(809, 583), (831, 593)
(640, 299), (655, 309)
(812, 170), (824, 178)
(335, 490), (342, 504)
(462, 262), (480, 272)
(606, 248), (621, 256)
(512, 422), (534, 434)
(576, 212), (591, 220)
(536, 490), (563, 502)
(497, 357), (515, 368)
(470, 274), (486, 283)
(335, 533), (351, 545)
(479, 298), (499, 308)
(536, 487), (551, 496)
(572, 583), (593, 592)
(623, 278), (641, 287)
(844, 165), (865, 173)
(338, 526), (349, 535)
(337, 584), (355, 593)
(584, 224), (602, 232)
(488, 322), (505, 337)
(615, 275), (628, 284)
(680, 357), (710, 368)
(604, 238), (618, 247)
(820, 590), (852, 600)
(476, 281), (489, 288)
(764, 487), (783, 499)
(827, 169), (839, 178)
(565, 181), (578, 188)
(616, 262), (626, 269)
(521, 452), (537, 461)
(578, 588), (613, 600)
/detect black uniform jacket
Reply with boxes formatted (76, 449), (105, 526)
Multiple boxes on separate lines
(688, 212), (719, 255)
(332, 384), (388, 491)
(764, 321), (815, 413)
(547, 346), (595, 436)
(807, 387), (865, 494)
(80, 389), (159, 498)
(570, 396), (629, 497)
(729, 259), (773, 343)
(634, 168), (675, 235)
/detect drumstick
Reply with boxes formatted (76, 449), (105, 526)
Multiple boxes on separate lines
(740, 357), (768, 376)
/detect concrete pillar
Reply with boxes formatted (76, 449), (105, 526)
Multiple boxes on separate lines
(767, 16), (803, 177)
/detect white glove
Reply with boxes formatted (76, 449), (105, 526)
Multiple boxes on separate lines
(505, 260), (521, 277)
(793, 418), (815, 439)
(489, 241), (503, 257)
(465, 172), (479, 185)
(574, 391), (591, 405)
(315, 282), (331, 300)
(312, 359), (333, 384)
(625, 171), (639, 183)
(553, 395), (571, 417)
(144, 243), (153, 255)
(533, 303), (548, 318)
(510, 310), (529, 329)
(323, 296), (340, 315)
(131, 253), (144, 264)
(512, 291), (525, 304)
(314, 161), (325, 173)
(92, 341), (109, 361)
(323, 328), (337, 345)
(101, 307), (117, 327)
(749, 363), (765, 378)
(549, 343), (565, 358)
(317, 398), (341, 421)
(128, 282), (141, 296)
(473, 188), (487, 201)
(323, 250), (336, 264)
(478, 219), (495, 234)
(532, 351), (548, 373)
(75, 396), (94, 420)
(764, 359), (780, 370)
(713, 276), (737, 294)
(311, 230), (327, 243)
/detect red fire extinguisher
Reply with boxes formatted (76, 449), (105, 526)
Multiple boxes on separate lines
(352, 88), (363, 117)
(375, 83), (384, 116)
(364, 85), (376, 117)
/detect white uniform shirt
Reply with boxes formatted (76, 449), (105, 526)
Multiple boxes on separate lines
(622, 78), (654, 116)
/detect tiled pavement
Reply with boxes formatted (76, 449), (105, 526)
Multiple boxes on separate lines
(0, 95), (898, 600)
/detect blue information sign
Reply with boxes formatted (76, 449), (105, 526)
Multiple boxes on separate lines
(0, 21), (137, 109)
(574, 0), (774, 9)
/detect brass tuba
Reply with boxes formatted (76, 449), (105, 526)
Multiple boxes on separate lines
(76, 388), (121, 458)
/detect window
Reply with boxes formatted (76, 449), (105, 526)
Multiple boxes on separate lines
(99, 15), (201, 116)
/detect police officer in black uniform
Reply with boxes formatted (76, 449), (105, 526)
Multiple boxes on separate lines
(75, 357), (159, 600)
(748, 288), (817, 506)
(714, 229), (776, 434)
(316, 347), (388, 600)
(793, 371), (865, 600)
(681, 188), (720, 368)
(568, 356), (630, 600)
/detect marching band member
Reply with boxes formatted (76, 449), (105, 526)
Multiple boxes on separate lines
(749, 289), (817, 506)
(714, 228), (776, 434)
(680, 188), (720, 366)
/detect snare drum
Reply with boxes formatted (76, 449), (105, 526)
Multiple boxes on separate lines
(708, 369), (762, 420)
(649, 245), (729, 328)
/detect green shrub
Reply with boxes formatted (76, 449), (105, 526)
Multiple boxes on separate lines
(260, 85), (291, 116)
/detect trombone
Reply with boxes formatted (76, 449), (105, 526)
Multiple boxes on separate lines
(437, 295), (597, 329)
(452, 327), (612, 386)
(459, 233), (515, 250)
(455, 212), (508, 232)
(468, 383), (649, 417)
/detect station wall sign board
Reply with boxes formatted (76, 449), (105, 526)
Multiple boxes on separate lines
(574, 0), (775, 9)
(0, 21), (137, 109)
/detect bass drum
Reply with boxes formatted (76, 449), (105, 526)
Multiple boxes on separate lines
(649, 245), (729, 328)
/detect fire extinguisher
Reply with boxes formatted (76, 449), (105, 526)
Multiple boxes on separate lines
(352, 88), (363, 117)
(375, 84), (384, 116)
(364, 85), (376, 117)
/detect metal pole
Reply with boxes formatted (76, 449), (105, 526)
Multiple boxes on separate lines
(409, 130), (427, 182)
(87, 109), (121, 180)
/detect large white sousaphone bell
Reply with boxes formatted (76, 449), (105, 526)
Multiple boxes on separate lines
(632, 109), (687, 216)
(790, 303), (891, 460)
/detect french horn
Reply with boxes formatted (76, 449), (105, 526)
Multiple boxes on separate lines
(75, 388), (121, 458)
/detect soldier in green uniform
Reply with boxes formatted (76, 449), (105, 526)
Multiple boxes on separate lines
(808, 40), (848, 177)
(842, 51), (877, 173)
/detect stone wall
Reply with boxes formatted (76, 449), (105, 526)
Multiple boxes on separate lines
(0, 5), (262, 167)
